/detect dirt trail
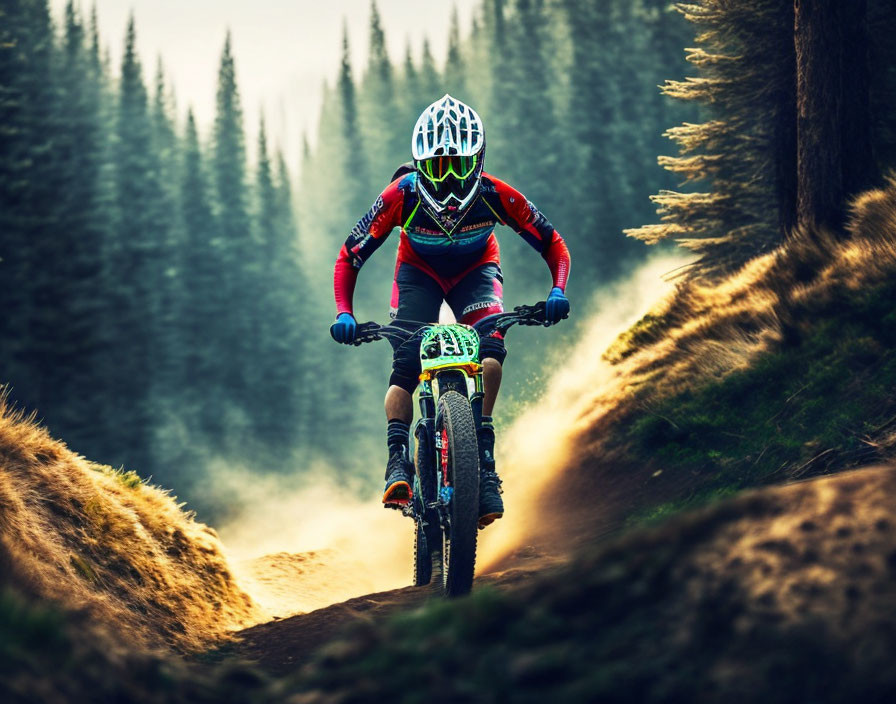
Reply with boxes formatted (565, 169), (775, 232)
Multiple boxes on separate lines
(232, 548), (566, 674)
(228, 448), (672, 674)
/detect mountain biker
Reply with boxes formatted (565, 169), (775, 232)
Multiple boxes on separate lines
(330, 94), (570, 527)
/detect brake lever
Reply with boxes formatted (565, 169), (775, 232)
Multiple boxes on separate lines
(512, 301), (548, 327)
(352, 323), (383, 345)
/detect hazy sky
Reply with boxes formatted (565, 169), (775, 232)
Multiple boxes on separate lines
(50, 0), (479, 166)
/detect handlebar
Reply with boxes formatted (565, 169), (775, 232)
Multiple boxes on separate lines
(351, 301), (563, 347)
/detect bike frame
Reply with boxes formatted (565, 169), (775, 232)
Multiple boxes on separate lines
(415, 323), (484, 527)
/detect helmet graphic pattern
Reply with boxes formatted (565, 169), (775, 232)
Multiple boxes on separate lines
(412, 95), (485, 216)
(412, 94), (484, 160)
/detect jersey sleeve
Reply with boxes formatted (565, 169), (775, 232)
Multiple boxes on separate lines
(333, 179), (405, 315)
(486, 176), (571, 292)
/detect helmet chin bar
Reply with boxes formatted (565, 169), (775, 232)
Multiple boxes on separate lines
(418, 176), (480, 216)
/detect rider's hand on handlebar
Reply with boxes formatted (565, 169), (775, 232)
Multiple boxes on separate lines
(545, 287), (570, 325)
(330, 312), (357, 344)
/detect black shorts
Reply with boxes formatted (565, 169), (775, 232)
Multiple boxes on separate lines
(388, 263), (507, 393)
(389, 261), (504, 324)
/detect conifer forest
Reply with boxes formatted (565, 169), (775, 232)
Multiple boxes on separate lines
(2, 0), (895, 523)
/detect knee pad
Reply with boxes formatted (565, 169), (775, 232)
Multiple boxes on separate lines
(479, 334), (507, 365)
(390, 344), (421, 394)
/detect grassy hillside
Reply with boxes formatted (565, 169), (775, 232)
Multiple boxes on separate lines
(614, 177), (896, 519)
(526, 176), (896, 533)
(0, 396), (258, 652)
(0, 587), (269, 704)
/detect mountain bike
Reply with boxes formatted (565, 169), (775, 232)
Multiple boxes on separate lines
(353, 301), (562, 597)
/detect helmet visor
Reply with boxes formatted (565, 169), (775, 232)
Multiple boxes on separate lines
(418, 154), (478, 183)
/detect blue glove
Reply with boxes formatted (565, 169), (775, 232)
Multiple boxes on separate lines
(330, 312), (357, 344)
(545, 287), (570, 325)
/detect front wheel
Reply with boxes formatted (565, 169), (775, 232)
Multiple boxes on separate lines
(437, 390), (480, 597)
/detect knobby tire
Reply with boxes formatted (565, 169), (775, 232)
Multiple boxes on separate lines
(438, 390), (479, 597)
(413, 519), (430, 586)
(413, 424), (440, 587)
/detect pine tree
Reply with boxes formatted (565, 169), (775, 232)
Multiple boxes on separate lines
(360, 1), (404, 173)
(557, 0), (633, 281)
(480, 0), (510, 172)
(463, 10), (491, 114)
(252, 116), (286, 446)
(329, 25), (393, 464)
(418, 38), (441, 100)
(41, 0), (113, 453)
(484, 0), (562, 300)
(274, 147), (311, 455)
(639, 0), (694, 174)
(252, 123), (310, 453)
(603, 2), (654, 220)
(628, 0), (889, 276)
(179, 107), (226, 437)
(443, 7), (468, 101)
(296, 83), (339, 275)
(338, 24), (369, 215)
(0, 0), (50, 380)
(107, 15), (171, 473)
(212, 30), (257, 445)
(398, 42), (422, 134)
(150, 59), (185, 406)
(627, 0), (798, 278)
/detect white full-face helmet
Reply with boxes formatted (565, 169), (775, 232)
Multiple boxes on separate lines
(411, 94), (485, 216)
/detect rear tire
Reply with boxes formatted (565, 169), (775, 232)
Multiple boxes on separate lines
(437, 390), (479, 597)
(413, 519), (431, 586)
(413, 424), (440, 588)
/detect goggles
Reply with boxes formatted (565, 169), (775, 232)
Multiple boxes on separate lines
(418, 154), (479, 183)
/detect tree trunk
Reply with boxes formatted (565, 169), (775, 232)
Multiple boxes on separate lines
(775, 52), (799, 239)
(839, 0), (874, 201)
(794, 0), (874, 233)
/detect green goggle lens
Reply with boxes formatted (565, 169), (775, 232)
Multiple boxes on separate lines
(420, 155), (478, 182)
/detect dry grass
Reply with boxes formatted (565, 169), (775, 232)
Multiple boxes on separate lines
(595, 174), (896, 434)
(0, 395), (259, 652)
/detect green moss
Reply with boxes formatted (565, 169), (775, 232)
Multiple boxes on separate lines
(0, 589), (69, 673)
(626, 485), (741, 527)
(96, 465), (145, 489)
(603, 312), (671, 364)
(70, 553), (99, 584)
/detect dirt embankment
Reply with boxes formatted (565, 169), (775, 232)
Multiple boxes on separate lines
(248, 465), (896, 703)
(0, 397), (258, 653)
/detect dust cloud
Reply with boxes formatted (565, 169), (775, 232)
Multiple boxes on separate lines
(477, 255), (688, 570)
(216, 461), (412, 618)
